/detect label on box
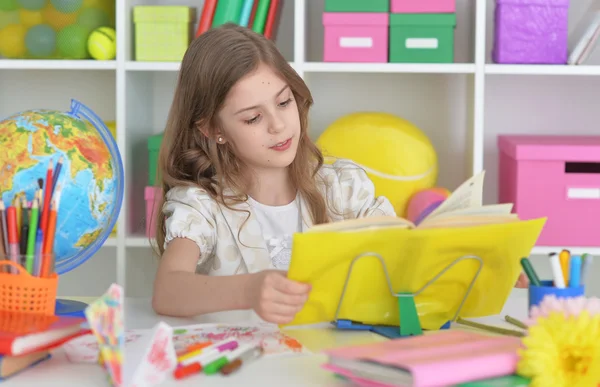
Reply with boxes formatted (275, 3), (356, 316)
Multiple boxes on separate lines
(405, 38), (438, 49)
(340, 37), (373, 48)
(567, 187), (600, 199)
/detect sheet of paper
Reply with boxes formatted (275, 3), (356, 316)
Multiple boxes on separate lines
(64, 332), (143, 363)
(430, 203), (514, 218)
(426, 170), (485, 219)
(126, 322), (311, 357)
(125, 322), (177, 387)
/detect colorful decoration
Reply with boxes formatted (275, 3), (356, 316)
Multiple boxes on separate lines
(518, 295), (600, 387)
(84, 283), (124, 387)
(406, 187), (450, 224)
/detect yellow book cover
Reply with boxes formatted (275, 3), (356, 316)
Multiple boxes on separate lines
(286, 171), (546, 329)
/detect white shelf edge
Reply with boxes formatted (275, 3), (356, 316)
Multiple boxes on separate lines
(0, 60), (117, 70)
(126, 60), (298, 72)
(303, 62), (476, 74)
(125, 61), (181, 71)
(485, 64), (600, 76)
(531, 246), (600, 255)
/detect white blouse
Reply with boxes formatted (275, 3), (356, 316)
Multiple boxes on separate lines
(162, 158), (397, 275)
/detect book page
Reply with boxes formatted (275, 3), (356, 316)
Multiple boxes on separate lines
(307, 215), (415, 233)
(424, 170), (485, 220)
(435, 203), (513, 217)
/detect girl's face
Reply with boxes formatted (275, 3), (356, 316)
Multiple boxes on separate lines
(217, 63), (301, 173)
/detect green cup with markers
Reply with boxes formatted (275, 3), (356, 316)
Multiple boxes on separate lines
(522, 251), (593, 315)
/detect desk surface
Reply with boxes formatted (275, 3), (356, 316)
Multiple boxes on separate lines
(4, 290), (530, 387)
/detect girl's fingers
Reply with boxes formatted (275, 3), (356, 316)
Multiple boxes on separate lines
(265, 290), (308, 307)
(272, 275), (311, 295)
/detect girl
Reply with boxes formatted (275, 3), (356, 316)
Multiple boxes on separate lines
(152, 24), (396, 324)
(152, 23), (529, 323)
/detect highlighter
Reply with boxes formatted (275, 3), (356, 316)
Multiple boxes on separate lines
(581, 254), (593, 285)
(569, 255), (582, 288)
(549, 253), (566, 289)
(559, 249), (570, 287)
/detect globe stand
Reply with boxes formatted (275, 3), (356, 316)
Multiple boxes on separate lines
(55, 299), (88, 318)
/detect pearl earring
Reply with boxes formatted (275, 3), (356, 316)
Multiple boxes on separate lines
(217, 136), (223, 143)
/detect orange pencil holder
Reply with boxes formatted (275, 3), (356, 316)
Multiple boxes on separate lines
(0, 260), (58, 316)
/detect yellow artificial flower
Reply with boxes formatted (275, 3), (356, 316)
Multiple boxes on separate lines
(517, 311), (600, 387)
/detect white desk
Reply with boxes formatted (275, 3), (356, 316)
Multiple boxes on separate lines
(4, 290), (530, 387)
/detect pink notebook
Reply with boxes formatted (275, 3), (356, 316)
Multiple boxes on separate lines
(323, 330), (522, 387)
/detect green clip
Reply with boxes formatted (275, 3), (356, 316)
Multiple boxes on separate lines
(398, 293), (423, 337)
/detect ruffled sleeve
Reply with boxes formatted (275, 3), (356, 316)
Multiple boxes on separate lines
(162, 186), (217, 266)
(321, 159), (397, 219)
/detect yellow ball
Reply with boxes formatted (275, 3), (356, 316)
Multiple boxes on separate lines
(87, 26), (115, 60)
(316, 112), (438, 217)
(0, 23), (26, 58)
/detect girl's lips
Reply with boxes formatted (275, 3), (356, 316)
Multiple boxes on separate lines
(270, 138), (292, 151)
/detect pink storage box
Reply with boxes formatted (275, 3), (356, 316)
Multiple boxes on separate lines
(323, 12), (389, 63)
(391, 0), (456, 13)
(498, 135), (600, 247)
(145, 186), (162, 238)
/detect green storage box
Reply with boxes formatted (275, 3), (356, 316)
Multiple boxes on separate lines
(134, 6), (195, 62)
(389, 13), (456, 63)
(325, 0), (389, 12)
(147, 133), (163, 186)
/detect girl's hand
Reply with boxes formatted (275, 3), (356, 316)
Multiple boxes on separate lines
(247, 270), (311, 324)
(515, 272), (529, 288)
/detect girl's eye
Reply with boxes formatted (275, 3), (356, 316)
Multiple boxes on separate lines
(278, 98), (292, 107)
(245, 115), (260, 125)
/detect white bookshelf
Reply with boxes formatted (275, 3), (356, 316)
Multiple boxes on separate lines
(2, 0), (600, 297)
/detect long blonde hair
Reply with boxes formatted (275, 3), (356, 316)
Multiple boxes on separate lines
(155, 23), (329, 255)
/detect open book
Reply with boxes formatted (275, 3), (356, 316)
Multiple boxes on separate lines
(286, 171), (546, 329)
(308, 170), (517, 232)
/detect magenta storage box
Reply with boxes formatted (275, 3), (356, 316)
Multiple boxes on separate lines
(323, 12), (389, 63)
(493, 0), (569, 64)
(391, 0), (456, 13)
(145, 186), (161, 238)
(498, 135), (600, 247)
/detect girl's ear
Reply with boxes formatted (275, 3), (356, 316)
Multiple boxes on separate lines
(197, 122), (226, 144)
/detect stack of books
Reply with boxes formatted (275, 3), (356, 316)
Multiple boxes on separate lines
(321, 330), (530, 386)
(0, 312), (89, 381)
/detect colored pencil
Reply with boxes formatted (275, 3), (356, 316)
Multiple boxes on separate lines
(6, 205), (19, 274)
(51, 156), (63, 198)
(21, 195), (29, 224)
(456, 318), (525, 338)
(26, 199), (39, 274)
(0, 202), (6, 273)
(0, 201), (8, 260)
(42, 190), (59, 277)
(34, 228), (43, 277)
(14, 195), (21, 240)
(40, 162), (53, 234)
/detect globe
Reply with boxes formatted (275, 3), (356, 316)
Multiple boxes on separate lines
(0, 99), (124, 314)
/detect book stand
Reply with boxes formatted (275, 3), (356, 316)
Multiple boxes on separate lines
(332, 252), (484, 338)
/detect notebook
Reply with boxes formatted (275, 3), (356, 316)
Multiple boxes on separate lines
(323, 330), (523, 387)
(0, 350), (51, 381)
(0, 312), (88, 356)
(286, 170), (545, 329)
